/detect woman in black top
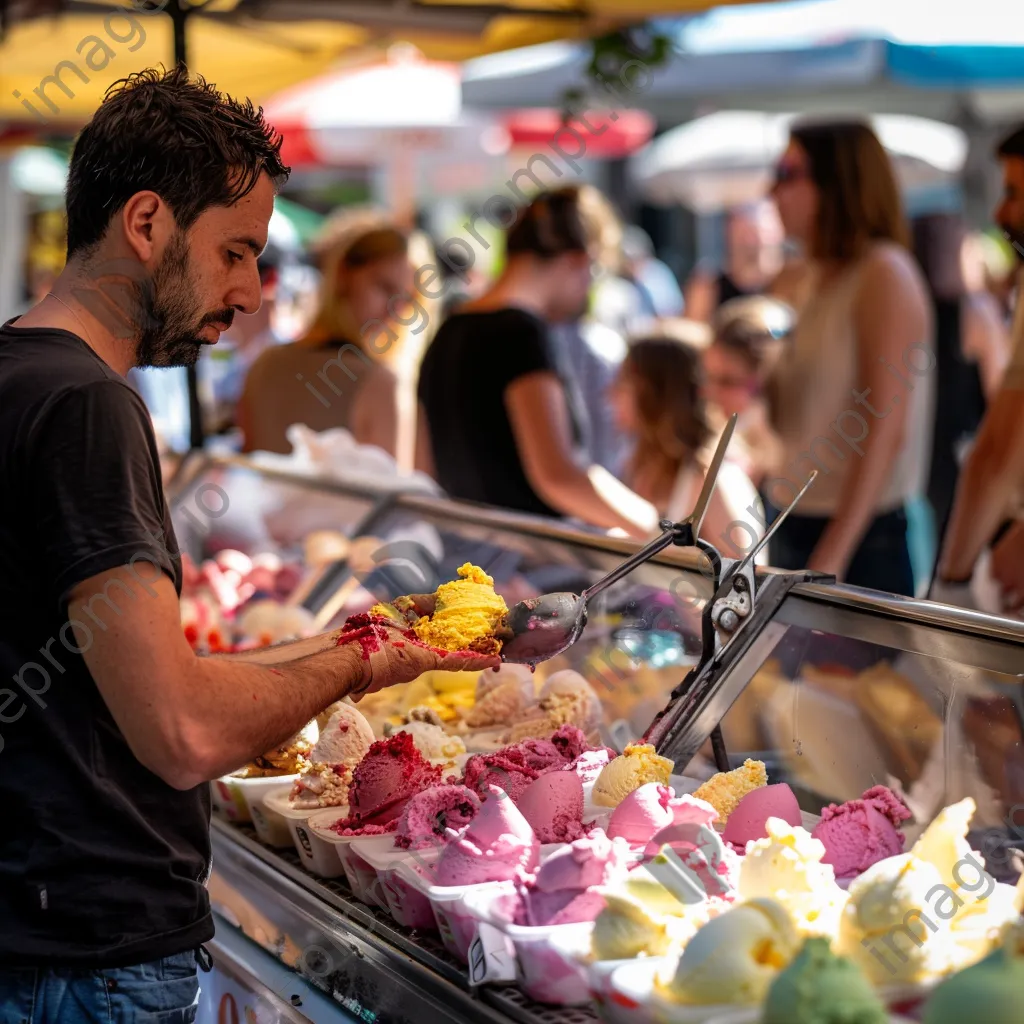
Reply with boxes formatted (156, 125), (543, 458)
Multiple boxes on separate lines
(418, 187), (657, 537)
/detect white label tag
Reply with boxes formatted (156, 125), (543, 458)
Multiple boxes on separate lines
(467, 923), (517, 986)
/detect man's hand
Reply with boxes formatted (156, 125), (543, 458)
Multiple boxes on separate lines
(341, 616), (500, 698)
(992, 521), (1024, 613)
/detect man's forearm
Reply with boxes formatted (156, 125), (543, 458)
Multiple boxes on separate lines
(214, 629), (343, 665)
(177, 642), (366, 787)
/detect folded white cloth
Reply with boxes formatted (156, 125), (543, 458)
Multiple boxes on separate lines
(249, 424), (441, 497)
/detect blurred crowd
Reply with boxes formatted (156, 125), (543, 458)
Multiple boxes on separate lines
(137, 119), (1024, 609)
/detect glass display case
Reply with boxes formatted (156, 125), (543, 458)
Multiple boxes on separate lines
(168, 458), (1024, 1024)
(168, 452), (388, 564)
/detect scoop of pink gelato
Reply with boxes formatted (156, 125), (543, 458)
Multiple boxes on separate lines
(608, 783), (676, 845)
(395, 784), (481, 850)
(514, 738), (569, 772)
(513, 830), (632, 926)
(811, 785), (911, 879)
(433, 786), (539, 887)
(462, 751), (545, 802)
(549, 724), (589, 760)
(517, 771), (586, 843)
(722, 783), (802, 849)
(566, 748), (614, 782)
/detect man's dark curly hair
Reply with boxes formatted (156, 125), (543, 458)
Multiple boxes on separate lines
(65, 64), (289, 257)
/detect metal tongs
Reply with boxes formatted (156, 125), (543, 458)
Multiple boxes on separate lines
(501, 414), (743, 665)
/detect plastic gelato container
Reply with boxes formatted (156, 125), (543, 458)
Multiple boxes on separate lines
(547, 929), (662, 1024)
(331, 833), (393, 909)
(606, 958), (714, 1023)
(235, 775), (300, 847)
(210, 777), (252, 823)
(358, 839), (442, 931)
(461, 886), (595, 1006)
(292, 807), (349, 879)
(385, 856), (444, 931)
(421, 839), (565, 964)
(414, 874), (515, 964)
(264, 787), (344, 851)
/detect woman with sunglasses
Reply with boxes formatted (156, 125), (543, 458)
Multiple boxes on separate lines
(765, 120), (933, 596)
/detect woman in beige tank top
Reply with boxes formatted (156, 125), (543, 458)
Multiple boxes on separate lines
(765, 121), (933, 596)
(239, 213), (434, 471)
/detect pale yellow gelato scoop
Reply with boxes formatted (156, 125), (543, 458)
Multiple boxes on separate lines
(395, 720), (466, 765)
(739, 818), (848, 939)
(661, 898), (801, 1006)
(592, 866), (714, 961)
(412, 563), (508, 655)
(592, 744), (674, 807)
(910, 797), (976, 891)
(835, 853), (949, 984)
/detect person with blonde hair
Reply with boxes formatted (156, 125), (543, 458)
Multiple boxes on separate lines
(767, 120), (933, 595)
(239, 210), (434, 470)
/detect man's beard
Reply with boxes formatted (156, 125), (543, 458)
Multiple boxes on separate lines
(132, 232), (234, 369)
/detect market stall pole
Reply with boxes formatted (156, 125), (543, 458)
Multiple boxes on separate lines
(162, 0), (206, 450)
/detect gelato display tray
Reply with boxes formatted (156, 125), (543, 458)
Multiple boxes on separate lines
(209, 818), (598, 1024)
(179, 453), (1024, 1021)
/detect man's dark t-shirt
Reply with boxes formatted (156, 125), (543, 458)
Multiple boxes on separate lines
(0, 321), (212, 967)
(418, 308), (579, 518)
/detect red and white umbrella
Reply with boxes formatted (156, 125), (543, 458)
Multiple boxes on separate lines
(263, 47), (509, 222)
(264, 48), (657, 221)
(503, 107), (655, 159)
(262, 49), (507, 166)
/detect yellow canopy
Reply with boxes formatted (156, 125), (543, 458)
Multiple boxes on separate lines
(0, 0), (757, 124)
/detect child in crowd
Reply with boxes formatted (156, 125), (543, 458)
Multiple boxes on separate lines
(609, 334), (766, 561)
(704, 296), (793, 487)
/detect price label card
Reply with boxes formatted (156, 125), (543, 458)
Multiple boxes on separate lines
(467, 923), (517, 987)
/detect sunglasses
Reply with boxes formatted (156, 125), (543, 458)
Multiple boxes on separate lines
(772, 163), (809, 188)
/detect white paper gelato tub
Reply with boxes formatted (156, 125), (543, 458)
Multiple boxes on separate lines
(291, 807), (349, 879)
(234, 774), (299, 847)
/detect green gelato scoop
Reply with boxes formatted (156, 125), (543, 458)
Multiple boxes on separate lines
(923, 922), (1024, 1024)
(763, 937), (888, 1024)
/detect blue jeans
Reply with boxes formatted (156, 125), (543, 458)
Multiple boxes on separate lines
(0, 951), (200, 1024)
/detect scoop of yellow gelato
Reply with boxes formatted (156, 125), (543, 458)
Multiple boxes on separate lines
(692, 758), (767, 824)
(592, 744), (674, 807)
(412, 563), (508, 655)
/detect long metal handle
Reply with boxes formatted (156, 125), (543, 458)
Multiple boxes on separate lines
(689, 413), (738, 540)
(580, 529), (678, 602)
(738, 469), (818, 573)
(579, 413), (740, 603)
